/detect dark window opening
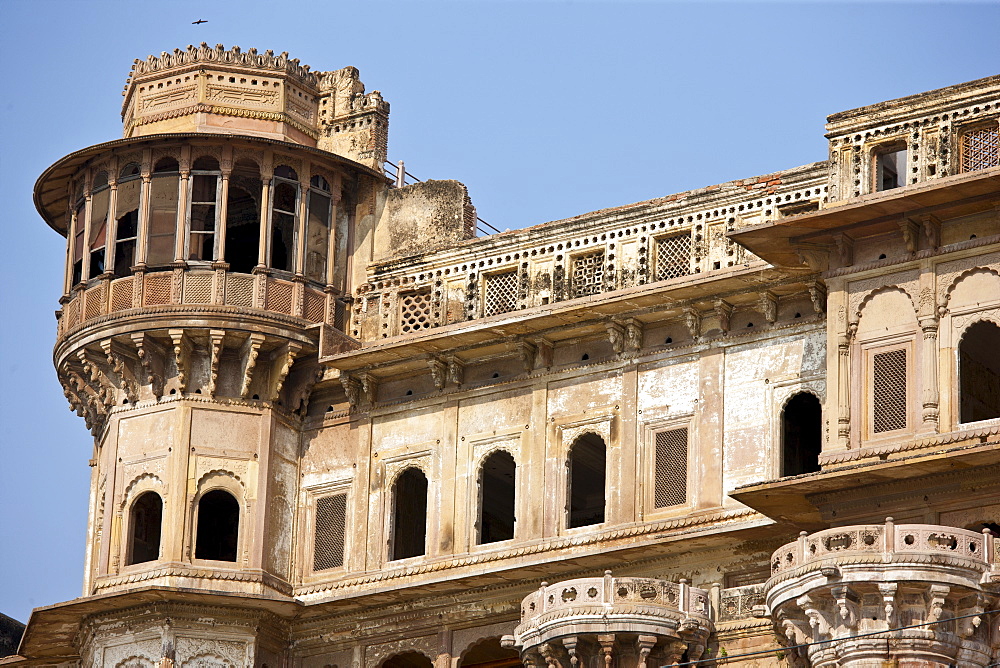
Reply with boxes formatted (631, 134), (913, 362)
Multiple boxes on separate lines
(127, 491), (162, 565)
(224, 185), (261, 274)
(959, 320), (1000, 423)
(875, 146), (907, 192)
(781, 392), (822, 476)
(568, 433), (606, 528)
(114, 211), (139, 277)
(479, 451), (516, 544)
(391, 468), (427, 560)
(381, 653), (434, 668)
(459, 638), (521, 668)
(88, 181), (110, 279)
(195, 489), (239, 561)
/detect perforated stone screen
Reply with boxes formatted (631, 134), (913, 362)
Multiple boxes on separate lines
(873, 349), (907, 433)
(655, 233), (692, 281)
(571, 251), (605, 298)
(654, 427), (687, 508)
(313, 493), (347, 571)
(961, 126), (1000, 173)
(484, 270), (518, 317)
(399, 289), (433, 333)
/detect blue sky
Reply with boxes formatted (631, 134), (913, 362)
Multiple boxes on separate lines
(1, 0), (997, 624)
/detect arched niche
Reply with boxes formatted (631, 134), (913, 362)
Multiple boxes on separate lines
(958, 320), (1000, 423)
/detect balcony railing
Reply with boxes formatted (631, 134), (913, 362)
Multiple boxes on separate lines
(769, 519), (997, 577)
(58, 269), (332, 337)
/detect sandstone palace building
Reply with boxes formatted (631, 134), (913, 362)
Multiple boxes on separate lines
(8, 45), (1000, 667)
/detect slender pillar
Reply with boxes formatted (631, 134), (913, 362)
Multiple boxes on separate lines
(838, 331), (852, 449)
(65, 208), (78, 294)
(257, 177), (271, 268)
(920, 317), (940, 430)
(217, 170), (230, 262)
(174, 170), (190, 262)
(135, 172), (152, 266)
(105, 180), (118, 274)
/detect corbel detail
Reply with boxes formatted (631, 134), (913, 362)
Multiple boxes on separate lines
(100, 340), (139, 404)
(831, 585), (859, 631)
(358, 372), (378, 404)
(446, 355), (465, 386)
(834, 234), (854, 267)
(271, 342), (303, 401)
(926, 584), (950, 624)
(240, 333), (265, 399)
(808, 281), (827, 314)
(878, 583), (898, 627)
(713, 299), (733, 333)
(682, 307), (701, 339)
(516, 339), (537, 374)
(207, 329), (226, 396)
(131, 333), (165, 398)
(340, 373), (362, 410)
(605, 321), (626, 354)
(794, 242), (831, 271)
(919, 213), (942, 249)
(168, 329), (191, 393)
(898, 218), (920, 253)
(758, 291), (778, 324)
(427, 356), (447, 390)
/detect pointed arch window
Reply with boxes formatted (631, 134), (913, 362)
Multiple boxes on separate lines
(390, 467), (427, 560)
(127, 491), (163, 565)
(478, 451), (516, 544)
(568, 433), (606, 528)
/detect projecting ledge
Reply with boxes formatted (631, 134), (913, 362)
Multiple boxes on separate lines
(730, 439), (1000, 530)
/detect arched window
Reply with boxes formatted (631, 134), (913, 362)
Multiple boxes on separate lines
(568, 433), (606, 528)
(391, 467), (427, 560)
(114, 163), (142, 277)
(195, 489), (239, 562)
(270, 166), (299, 272)
(147, 158), (180, 267)
(781, 392), (822, 477)
(187, 156), (221, 262)
(88, 171), (110, 279)
(959, 320), (1000, 423)
(224, 160), (262, 274)
(127, 491), (162, 565)
(478, 451), (516, 544)
(72, 195), (86, 285)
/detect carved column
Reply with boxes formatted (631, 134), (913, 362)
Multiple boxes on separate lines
(837, 330), (852, 449)
(920, 316), (940, 431)
(257, 176), (272, 268)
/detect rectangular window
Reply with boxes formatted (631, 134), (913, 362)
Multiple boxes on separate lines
(72, 201), (86, 285)
(188, 174), (218, 261)
(653, 427), (688, 508)
(961, 125), (1000, 173)
(270, 180), (298, 272)
(571, 250), (605, 298)
(872, 349), (907, 433)
(484, 269), (518, 317)
(148, 175), (179, 266)
(399, 288), (433, 334)
(313, 493), (347, 571)
(875, 146), (907, 191)
(114, 178), (141, 277)
(305, 190), (331, 283)
(88, 187), (111, 279)
(654, 233), (692, 281)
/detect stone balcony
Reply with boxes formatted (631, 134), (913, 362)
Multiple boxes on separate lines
(506, 573), (712, 668)
(765, 519), (1000, 667)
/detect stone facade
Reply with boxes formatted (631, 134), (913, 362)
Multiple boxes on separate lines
(9, 46), (1000, 667)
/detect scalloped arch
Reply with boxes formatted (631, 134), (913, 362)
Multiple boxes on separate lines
(456, 635), (518, 666)
(387, 464), (427, 490)
(476, 445), (518, 471)
(195, 468), (245, 494)
(184, 652), (236, 668)
(115, 656), (156, 668)
(855, 285), (917, 323)
(569, 430), (606, 450)
(376, 650), (436, 668)
(957, 314), (1000, 343)
(120, 472), (163, 511)
(944, 266), (1000, 305)
(777, 388), (824, 413)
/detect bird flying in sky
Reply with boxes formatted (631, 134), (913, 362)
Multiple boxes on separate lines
(192, 19), (208, 24)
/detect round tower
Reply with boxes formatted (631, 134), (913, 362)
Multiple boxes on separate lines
(31, 44), (386, 665)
